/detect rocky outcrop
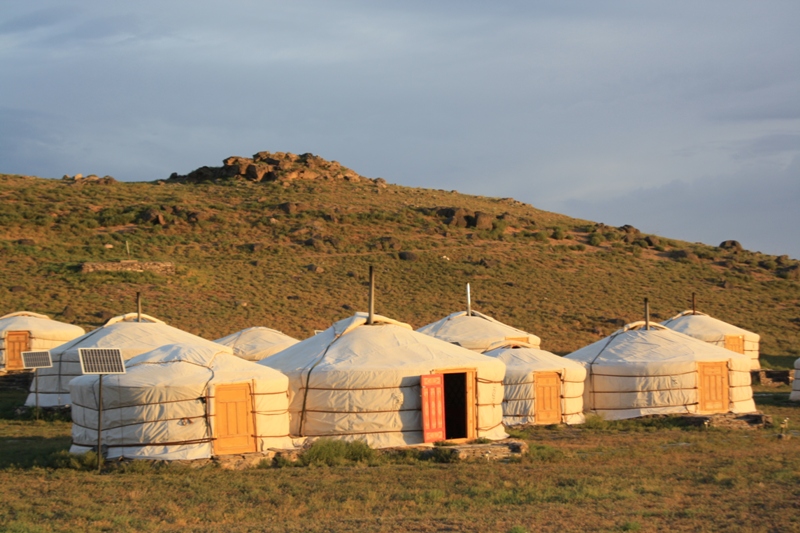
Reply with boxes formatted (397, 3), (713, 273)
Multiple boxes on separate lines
(168, 151), (372, 184)
(719, 240), (743, 251)
(435, 207), (497, 230)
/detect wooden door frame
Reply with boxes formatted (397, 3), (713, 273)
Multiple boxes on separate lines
(433, 367), (477, 443)
(4, 331), (31, 371)
(533, 371), (562, 425)
(213, 382), (257, 456)
(697, 362), (730, 414)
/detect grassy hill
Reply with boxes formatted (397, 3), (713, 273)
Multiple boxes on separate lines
(1, 152), (799, 364)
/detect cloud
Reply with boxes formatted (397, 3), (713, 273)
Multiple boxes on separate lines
(560, 153), (800, 258)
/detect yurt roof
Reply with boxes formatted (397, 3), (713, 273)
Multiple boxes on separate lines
(416, 310), (541, 351)
(71, 343), (287, 392)
(484, 341), (586, 376)
(0, 311), (85, 341)
(260, 312), (506, 387)
(215, 327), (299, 361)
(661, 311), (759, 342)
(565, 322), (751, 370)
(54, 313), (222, 360)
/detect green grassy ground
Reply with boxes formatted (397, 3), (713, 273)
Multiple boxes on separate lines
(0, 389), (798, 532)
(1, 168), (799, 531)
(2, 173), (799, 357)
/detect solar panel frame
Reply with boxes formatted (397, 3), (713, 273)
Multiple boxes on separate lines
(78, 348), (126, 375)
(21, 351), (53, 369)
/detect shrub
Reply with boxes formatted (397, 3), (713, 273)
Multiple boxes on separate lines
(551, 227), (566, 240)
(533, 231), (550, 242)
(299, 438), (375, 466)
(588, 233), (604, 247)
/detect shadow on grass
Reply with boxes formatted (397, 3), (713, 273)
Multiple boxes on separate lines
(754, 392), (797, 409)
(760, 354), (798, 371)
(0, 389), (70, 422)
(0, 435), (72, 469)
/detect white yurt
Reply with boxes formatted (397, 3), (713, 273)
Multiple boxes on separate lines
(565, 322), (755, 420)
(70, 343), (293, 460)
(662, 310), (761, 370)
(791, 358), (800, 402)
(417, 310), (541, 352)
(0, 312), (84, 371)
(259, 312), (508, 448)
(483, 341), (586, 426)
(215, 327), (299, 361)
(26, 313), (225, 408)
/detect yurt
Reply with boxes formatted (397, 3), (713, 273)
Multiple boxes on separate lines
(791, 358), (800, 402)
(70, 343), (293, 460)
(565, 322), (755, 420)
(0, 312), (84, 371)
(215, 327), (299, 361)
(483, 341), (586, 426)
(26, 313), (225, 408)
(259, 312), (508, 448)
(662, 310), (761, 370)
(417, 310), (541, 352)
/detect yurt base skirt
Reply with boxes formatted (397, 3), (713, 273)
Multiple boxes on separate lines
(587, 398), (757, 421)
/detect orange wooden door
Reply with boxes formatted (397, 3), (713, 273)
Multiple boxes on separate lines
(698, 362), (729, 414)
(421, 374), (445, 443)
(214, 383), (256, 455)
(4, 331), (30, 370)
(724, 335), (745, 354)
(534, 372), (562, 425)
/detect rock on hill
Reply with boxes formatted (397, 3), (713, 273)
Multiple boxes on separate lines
(168, 151), (376, 184)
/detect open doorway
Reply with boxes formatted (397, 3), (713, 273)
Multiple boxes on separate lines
(441, 369), (476, 441)
(421, 369), (476, 442)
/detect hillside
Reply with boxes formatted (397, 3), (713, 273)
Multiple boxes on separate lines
(1, 151), (799, 362)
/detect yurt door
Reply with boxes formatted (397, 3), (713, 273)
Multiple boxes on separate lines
(421, 374), (445, 443)
(214, 383), (256, 455)
(698, 362), (729, 414)
(724, 335), (745, 354)
(4, 331), (30, 371)
(534, 372), (562, 425)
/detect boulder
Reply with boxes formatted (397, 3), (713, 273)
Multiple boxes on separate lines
(398, 251), (418, 261)
(279, 202), (310, 215)
(437, 207), (474, 228)
(306, 264), (325, 273)
(619, 225), (640, 234)
(644, 235), (660, 247)
(719, 240), (743, 251)
(139, 209), (166, 225)
(671, 249), (700, 263)
(473, 212), (495, 231)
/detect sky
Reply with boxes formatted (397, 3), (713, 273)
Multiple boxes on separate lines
(1, 1), (798, 257)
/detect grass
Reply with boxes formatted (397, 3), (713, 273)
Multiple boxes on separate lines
(1, 172), (799, 358)
(1, 164), (800, 530)
(0, 388), (797, 531)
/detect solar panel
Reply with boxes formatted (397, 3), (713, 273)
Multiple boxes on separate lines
(78, 348), (126, 374)
(22, 351), (52, 369)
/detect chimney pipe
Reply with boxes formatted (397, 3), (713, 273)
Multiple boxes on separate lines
(644, 298), (650, 330)
(367, 266), (375, 325)
(137, 292), (142, 322)
(692, 292), (696, 315)
(466, 283), (472, 317)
